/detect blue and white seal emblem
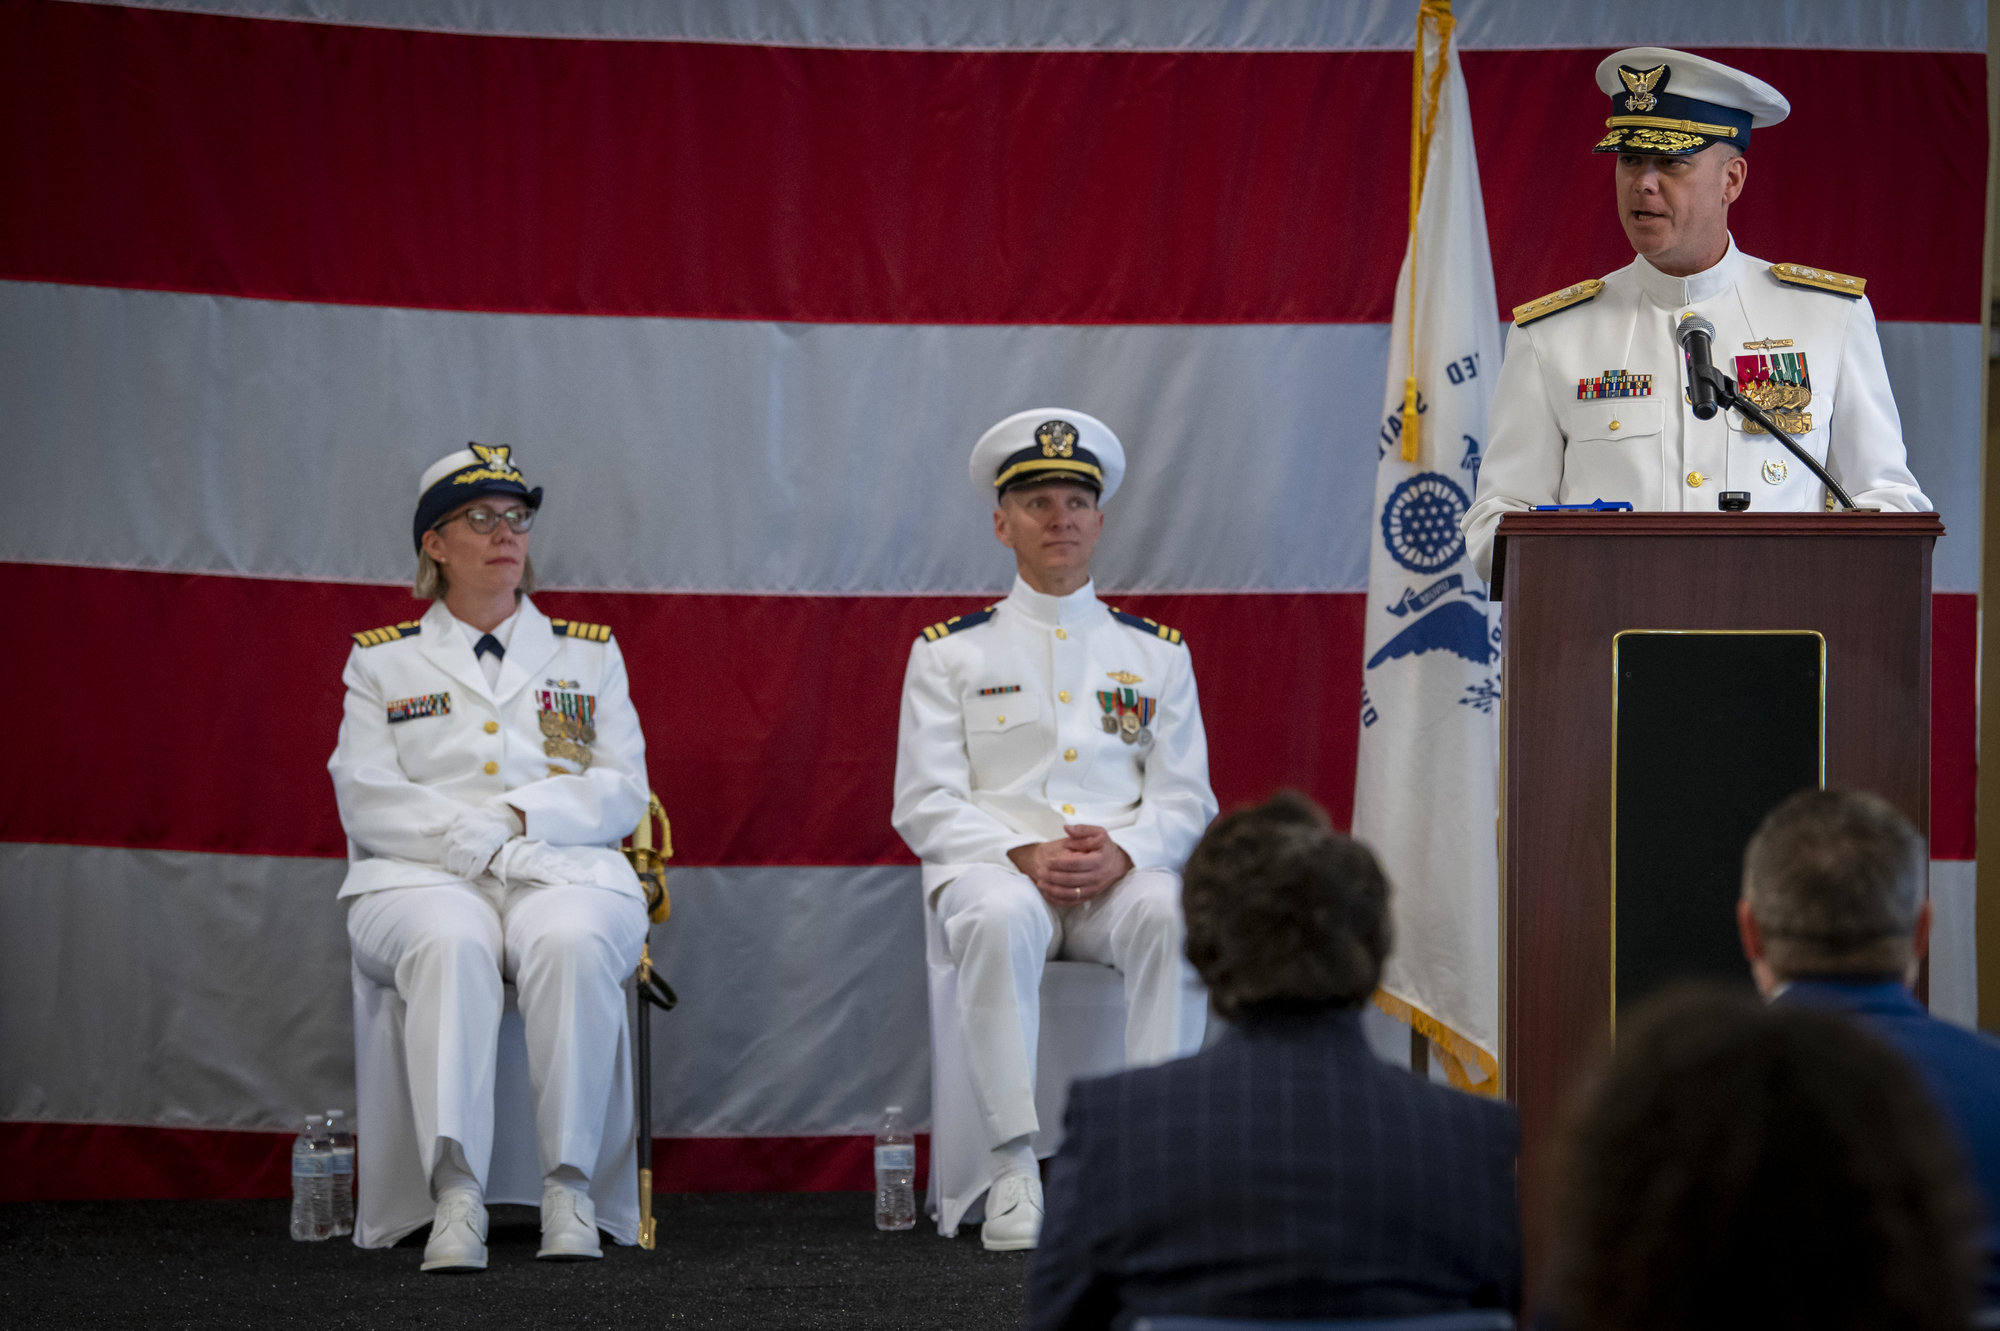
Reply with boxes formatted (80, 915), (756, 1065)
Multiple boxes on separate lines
(1380, 472), (1470, 574)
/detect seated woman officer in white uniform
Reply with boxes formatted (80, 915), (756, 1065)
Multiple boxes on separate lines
(329, 445), (650, 1272)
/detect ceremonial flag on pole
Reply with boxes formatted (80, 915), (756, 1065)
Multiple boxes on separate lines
(1352, 0), (1503, 1092)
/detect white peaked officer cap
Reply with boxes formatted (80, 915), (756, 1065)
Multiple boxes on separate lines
(969, 408), (1126, 506)
(412, 443), (542, 551)
(1593, 48), (1790, 156)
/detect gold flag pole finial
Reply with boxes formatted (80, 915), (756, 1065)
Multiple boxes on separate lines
(1402, 0), (1455, 462)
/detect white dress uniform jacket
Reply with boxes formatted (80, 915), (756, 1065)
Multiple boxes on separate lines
(329, 596), (648, 898)
(1463, 239), (1932, 581)
(892, 576), (1217, 893)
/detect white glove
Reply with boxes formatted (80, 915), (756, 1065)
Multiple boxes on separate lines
(443, 807), (518, 881)
(493, 838), (579, 890)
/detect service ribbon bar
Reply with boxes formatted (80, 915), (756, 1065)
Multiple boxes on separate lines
(1576, 369), (1653, 400)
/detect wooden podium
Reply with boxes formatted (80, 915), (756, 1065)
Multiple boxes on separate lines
(1491, 509), (1942, 1283)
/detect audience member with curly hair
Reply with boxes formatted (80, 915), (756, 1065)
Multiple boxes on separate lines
(1549, 984), (1980, 1331)
(1027, 791), (1520, 1329)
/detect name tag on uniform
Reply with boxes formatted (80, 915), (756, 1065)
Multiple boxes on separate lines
(387, 693), (450, 723)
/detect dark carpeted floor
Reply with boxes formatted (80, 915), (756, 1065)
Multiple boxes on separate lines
(0, 1194), (1029, 1330)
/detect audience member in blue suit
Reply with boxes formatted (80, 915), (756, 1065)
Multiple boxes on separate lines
(1737, 787), (2000, 1308)
(1026, 792), (1521, 1330)
(1550, 984), (1979, 1331)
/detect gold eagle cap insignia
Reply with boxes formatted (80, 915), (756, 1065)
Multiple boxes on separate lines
(1106, 671), (1144, 685)
(1618, 64), (1665, 113)
(468, 442), (522, 478)
(1036, 419), (1079, 458)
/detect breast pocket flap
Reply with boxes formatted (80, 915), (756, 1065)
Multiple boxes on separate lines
(1570, 398), (1663, 443)
(964, 691), (1042, 734)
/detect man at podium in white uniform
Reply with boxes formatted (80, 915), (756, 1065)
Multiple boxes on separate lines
(892, 410), (1217, 1252)
(1462, 48), (1932, 582)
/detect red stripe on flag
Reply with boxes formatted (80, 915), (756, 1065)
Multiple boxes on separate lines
(0, 0), (1402, 324)
(0, 1120), (925, 1199)
(0, 1), (1979, 323)
(0, 563), (1362, 865)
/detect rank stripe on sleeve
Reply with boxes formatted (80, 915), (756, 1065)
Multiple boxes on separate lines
(351, 620), (422, 648)
(920, 606), (996, 642)
(1109, 607), (1183, 645)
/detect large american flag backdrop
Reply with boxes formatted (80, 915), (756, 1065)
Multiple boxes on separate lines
(0, 0), (1984, 1199)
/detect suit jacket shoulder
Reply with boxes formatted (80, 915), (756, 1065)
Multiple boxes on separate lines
(1032, 1013), (1521, 1330)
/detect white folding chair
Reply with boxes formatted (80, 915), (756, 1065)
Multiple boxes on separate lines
(348, 792), (677, 1250)
(350, 964), (641, 1248)
(923, 896), (1128, 1237)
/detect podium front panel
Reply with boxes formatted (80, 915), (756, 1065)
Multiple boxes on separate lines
(1493, 510), (1937, 1299)
(1612, 630), (1824, 1016)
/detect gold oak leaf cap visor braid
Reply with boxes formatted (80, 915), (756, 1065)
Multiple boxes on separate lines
(1590, 47), (1789, 156)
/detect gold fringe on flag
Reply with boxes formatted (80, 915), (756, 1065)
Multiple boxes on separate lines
(1372, 987), (1499, 1095)
(1402, 0), (1455, 462)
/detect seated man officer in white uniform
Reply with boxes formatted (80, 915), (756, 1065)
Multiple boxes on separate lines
(329, 445), (650, 1272)
(1462, 47), (1930, 581)
(893, 410), (1218, 1252)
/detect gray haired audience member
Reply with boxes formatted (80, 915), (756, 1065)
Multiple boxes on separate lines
(1550, 985), (1978, 1331)
(1738, 788), (2000, 1306)
(1027, 792), (1520, 1330)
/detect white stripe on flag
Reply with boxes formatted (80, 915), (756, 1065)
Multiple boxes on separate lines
(0, 842), (934, 1137)
(0, 281), (1386, 594)
(1351, 19), (1502, 1092)
(67, 0), (1987, 52)
(3, 281), (1977, 592)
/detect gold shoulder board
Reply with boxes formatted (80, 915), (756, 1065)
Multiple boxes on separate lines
(1769, 263), (1866, 298)
(1512, 279), (1605, 327)
(920, 606), (996, 642)
(551, 619), (614, 643)
(1109, 607), (1184, 646)
(351, 620), (422, 648)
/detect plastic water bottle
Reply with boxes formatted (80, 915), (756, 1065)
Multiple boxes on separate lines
(874, 1106), (916, 1231)
(290, 1114), (332, 1241)
(325, 1109), (355, 1238)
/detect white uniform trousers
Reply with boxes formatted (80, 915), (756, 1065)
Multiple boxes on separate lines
(347, 878), (648, 1192)
(937, 864), (1206, 1148)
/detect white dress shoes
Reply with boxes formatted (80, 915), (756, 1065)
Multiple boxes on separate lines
(981, 1170), (1044, 1251)
(537, 1186), (604, 1261)
(421, 1190), (489, 1273)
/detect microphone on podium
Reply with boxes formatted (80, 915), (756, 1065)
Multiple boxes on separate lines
(1674, 311), (1858, 510)
(1678, 314), (1722, 421)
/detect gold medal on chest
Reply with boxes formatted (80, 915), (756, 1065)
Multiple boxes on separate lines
(537, 689), (597, 772)
(1734, 352), (1813, 435)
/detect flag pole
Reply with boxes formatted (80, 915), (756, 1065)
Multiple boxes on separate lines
(1402, 0), (1456, 462)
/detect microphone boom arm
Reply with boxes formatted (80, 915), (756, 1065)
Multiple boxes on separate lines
(1689, 363), (1858, 511)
